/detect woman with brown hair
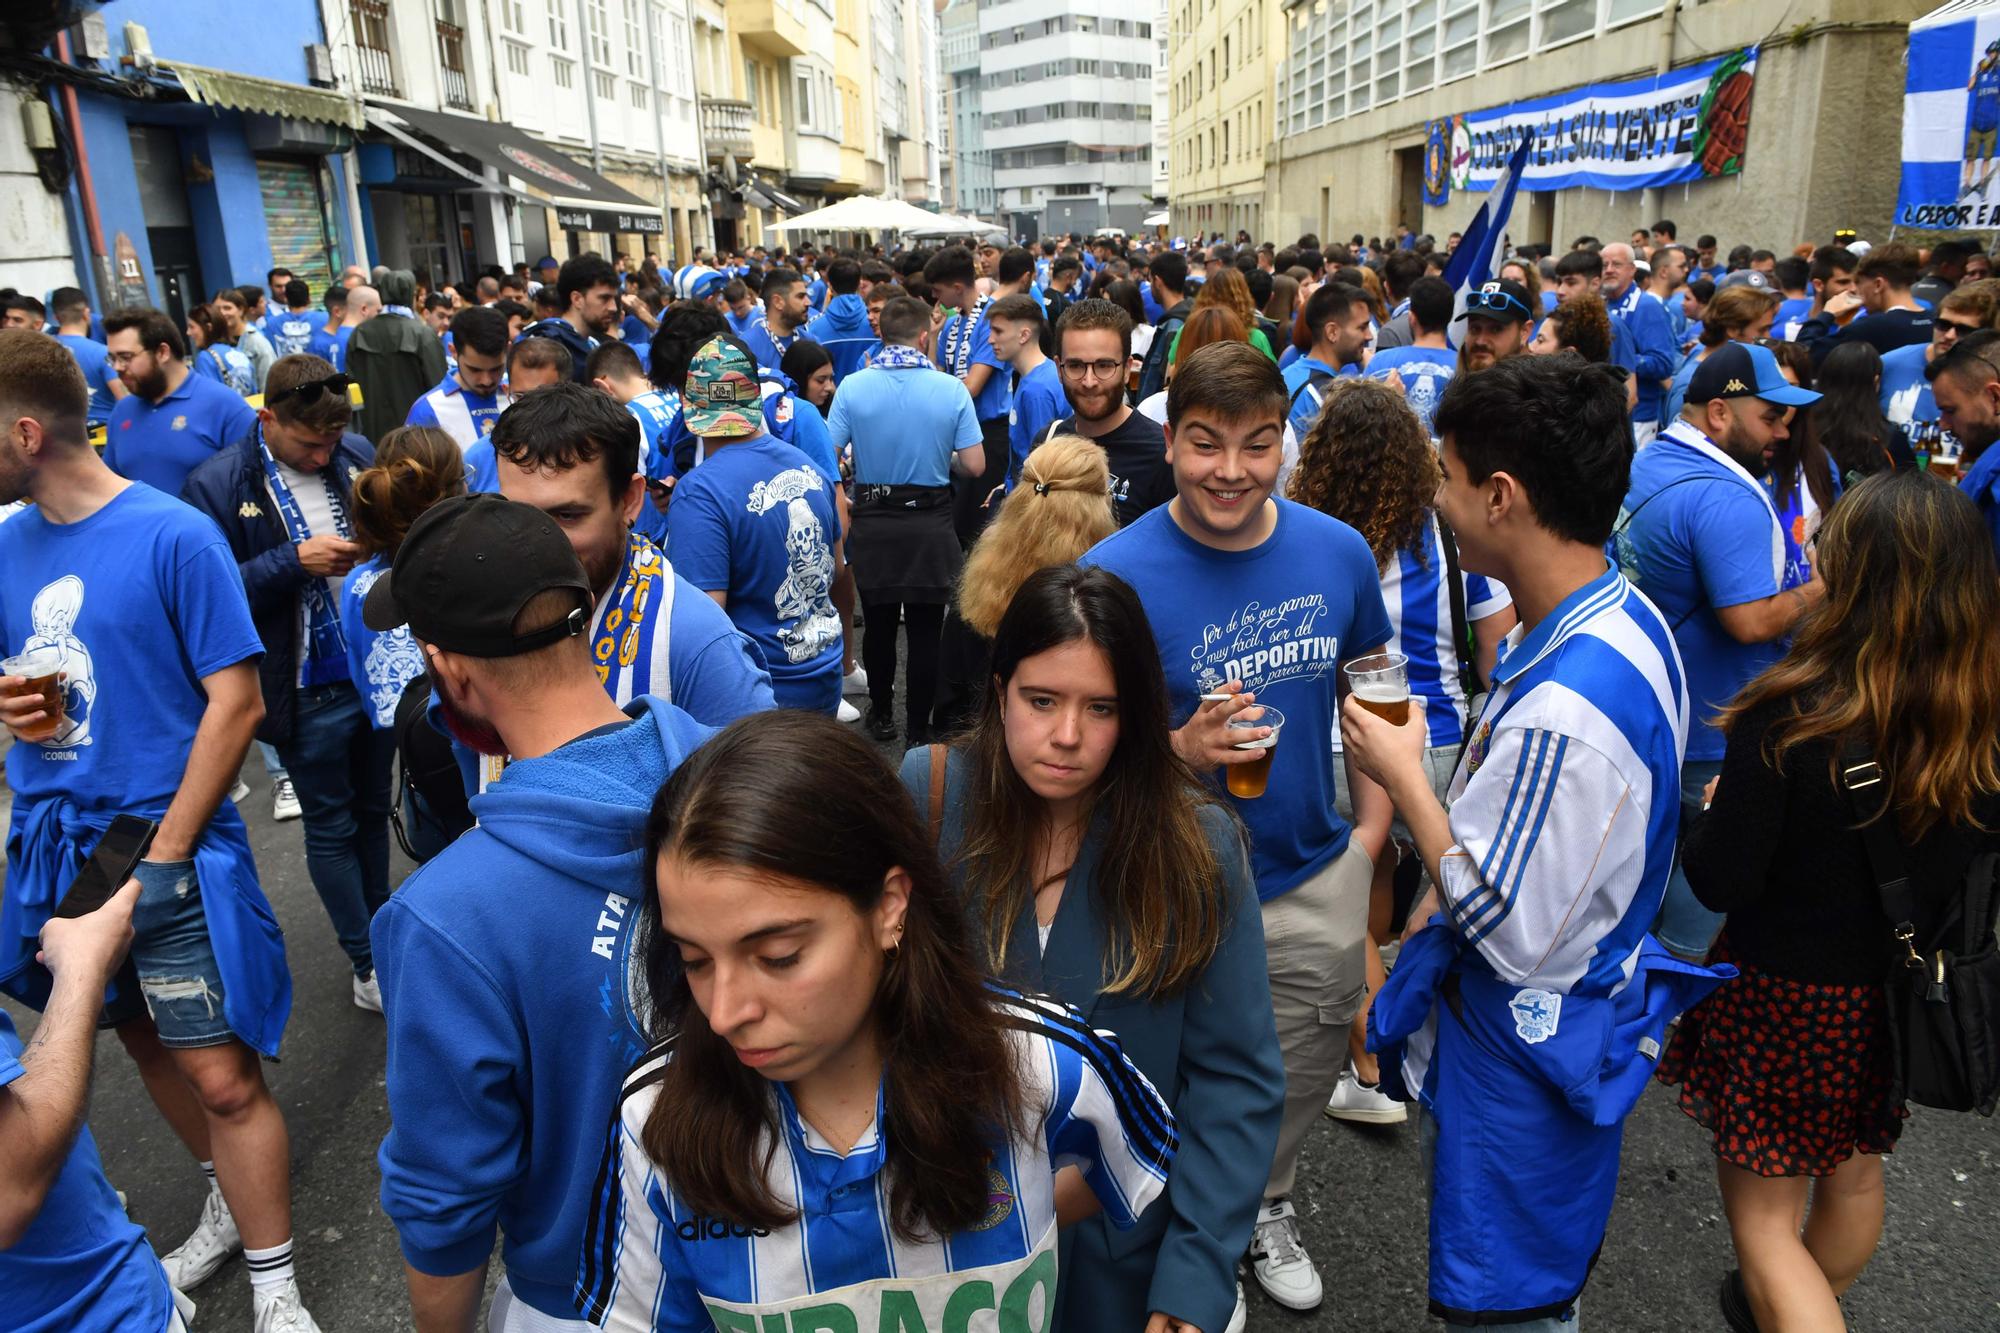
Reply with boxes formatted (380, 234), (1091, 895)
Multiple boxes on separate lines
(185, 303), (257, 397)
(904, 565), (1280, 1333)
(1499, 257), (1546, 317)
(1266, 272), (1302, 330)
(1285, 378), (1515, 1124)
(580, 709), (1177, 1331)
(1171, 268), (1276, 362)
(1759, 339), (1839, 590)
(1529, 291), (1614, 363)
(1657, 470), (2000, 1332)
(1666, 283), (1782, 419)
(934, 436), (1118, 734)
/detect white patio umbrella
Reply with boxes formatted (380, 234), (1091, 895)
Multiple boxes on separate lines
(764, 194), (961, 234)
(903, 212), (1003, 237)
(1143, 210), (1169, 227)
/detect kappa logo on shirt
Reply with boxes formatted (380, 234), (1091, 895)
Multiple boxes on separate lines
(238, 502), (263, 519)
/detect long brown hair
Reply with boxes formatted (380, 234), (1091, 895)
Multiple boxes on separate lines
(1285, 377), (1441, 569)
(636, 711), (1025, 1240)
(1192, 266), (1257, 328)
(1759, 339), (1836, 519)
(1721, 470), (2000, 839)
(956, 436), (1116, 638)
(1172, 306), (1247, 371)
(351, 426), (467, 560)
(955, 565), (1233, 998)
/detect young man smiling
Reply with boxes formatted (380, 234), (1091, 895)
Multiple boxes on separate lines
(405, 306), (513, 452)
(1039, 299), (1171, 528)
(1081, 341), (1394, 1313)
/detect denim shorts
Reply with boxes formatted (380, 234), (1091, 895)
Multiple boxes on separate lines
(119, 858), (235, 1048)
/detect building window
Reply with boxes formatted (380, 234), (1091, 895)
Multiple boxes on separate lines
(550, 5), (571, 51)
(630, 81), (649, 109)
(798, 71), (813, 127)
(350, 0), (398, 97)
(505, 41), (531, 76)
(552, 55), (576, 88)
(587, 0), (614, 67)
(500, 0), (527, 36)
(593, 68), (616, 99)
(625, 0), (646, 77)
(744, 56), (758, 109)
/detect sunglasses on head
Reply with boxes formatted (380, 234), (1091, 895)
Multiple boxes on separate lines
(267, 374), (353, 407)
(1464, 287), (1529, 320)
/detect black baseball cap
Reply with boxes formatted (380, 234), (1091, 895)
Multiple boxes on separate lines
(1462, 278), (1534, 324)
(362, 493), (594, 657)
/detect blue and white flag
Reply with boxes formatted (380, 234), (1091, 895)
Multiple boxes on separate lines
(1896, 0), (2000, 230)
(1443, 137), (1531, 335)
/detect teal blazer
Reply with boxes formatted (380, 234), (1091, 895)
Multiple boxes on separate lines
(901, 745), (1284, 1333)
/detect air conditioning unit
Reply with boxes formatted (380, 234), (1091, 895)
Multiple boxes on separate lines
(305, 43), (336, 87)
(75, 13), (111, 61)
(123, 21), (154, 70)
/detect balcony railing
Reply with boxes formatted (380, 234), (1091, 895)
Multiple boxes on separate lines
(700, 97), (755, 158)
(352, 0), (398, 97)
(437, 19), (472, 109)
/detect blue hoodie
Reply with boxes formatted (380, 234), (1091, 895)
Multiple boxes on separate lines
(373, 697), (712, 1319)
(803, 292), (880, 385)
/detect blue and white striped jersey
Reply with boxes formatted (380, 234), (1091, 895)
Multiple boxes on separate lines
(1381, 517), (1511, 750)
(1437, 567), (1687, 1000)
(573, 992), (1176, 1332)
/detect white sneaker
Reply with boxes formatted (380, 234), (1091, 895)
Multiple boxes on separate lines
(161, 1185), (240, 1291)
(271, 777), (302, 822)
(228, 780), (251, 805)
(837, 698), (861, 723)
(352, 970), (383, 1014)
(1247, 1197), (1322, 1310)
(843, 665), (869, 695)
(1324, 1068), (1408, 1124)
(1224, 1281), (1248, 1333)
(253, 1279), (323, 1333)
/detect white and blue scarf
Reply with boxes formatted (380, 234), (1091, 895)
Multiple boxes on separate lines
(260, 430), (353, 687)
(872, 343), (933, 372)
(940, 294), (990, 380)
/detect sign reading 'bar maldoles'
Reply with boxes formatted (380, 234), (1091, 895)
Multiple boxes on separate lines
(1452, 46), (1758, 195)
(556, 207), (666, 235)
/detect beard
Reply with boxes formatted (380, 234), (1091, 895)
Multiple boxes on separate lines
(580, 530), (626, 597)
(1070, 381), (1121, 422)
(432, 669), (509, 757)
(128, 364), (168, 400)
(1719, 419), (1774, 479)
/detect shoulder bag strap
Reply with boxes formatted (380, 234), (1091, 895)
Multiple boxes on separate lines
(1838, 736), (1928, 969)
(1437, 516), (1482, 700)
(928, 742), (948, 845)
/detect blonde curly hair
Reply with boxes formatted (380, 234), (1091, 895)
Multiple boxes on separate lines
(955, 436), (1117, 637)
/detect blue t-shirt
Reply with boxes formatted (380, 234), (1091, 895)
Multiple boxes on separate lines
(1007, 358), (1071, 484)
(0, 1009), (174, 1333)
(1364, 345), (1456, 436)
(1615, 420), (1786, 760)
(268, 310), (320, 358)
(463, 438), (500, 493)
(307, 323), (352, 371)
(55, 333), (119, 424)
(1880, 342), (1945, 456)
(1773, 296), (1814, 343)
(826, 363), (983, 486)
(942, 307), (1012, 420)
(191, 343), (255, 397)
(1282, 355), (1339, 439)
(665, 434), (844, 712)
(1081, 500), (1394, 898)
(625, 389), (678, 546)
(1961, 445), (2000, 559)
(102, 370), (257, 498)
(740, 318), (795, 375)
(0, 484), (264, 813)
(341, 556), (424, 730)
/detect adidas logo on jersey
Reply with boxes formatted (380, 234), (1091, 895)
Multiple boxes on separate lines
(677, 1216), (773, 1241)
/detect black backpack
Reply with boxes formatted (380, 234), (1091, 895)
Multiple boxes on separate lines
(390, 672), (475, 862)
(1136, 313), (1186, 403)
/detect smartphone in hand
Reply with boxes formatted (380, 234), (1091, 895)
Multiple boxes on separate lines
(56, 815), (158, 918)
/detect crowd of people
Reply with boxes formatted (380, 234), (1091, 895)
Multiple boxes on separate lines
(0, 213), (1998, 1333)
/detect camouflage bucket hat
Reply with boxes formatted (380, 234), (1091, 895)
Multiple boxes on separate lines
(682, 335), (762, 438)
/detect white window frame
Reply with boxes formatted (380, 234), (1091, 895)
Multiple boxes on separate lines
(500, 0), (528, 37)
(587, 0), (615, 69)
(624, 0), (646, 77)
(549, 4), (571, 51)
(552, 54), (576, 87)
(504, 39), (532, 75)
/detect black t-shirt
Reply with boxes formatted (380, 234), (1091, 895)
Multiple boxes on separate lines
(1046, 411), (1174, 528)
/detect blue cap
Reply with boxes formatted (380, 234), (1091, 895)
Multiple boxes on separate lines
(1687, 342), (1821, 408)
(535, 255), (558, 270)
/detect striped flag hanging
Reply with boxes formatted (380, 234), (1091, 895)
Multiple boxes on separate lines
(1443, 137), (1533, 340)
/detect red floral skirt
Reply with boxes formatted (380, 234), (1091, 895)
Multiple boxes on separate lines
(1656, 938), (1906, 1177)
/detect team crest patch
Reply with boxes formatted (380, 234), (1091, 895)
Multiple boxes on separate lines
(1465, 721), (1492, 775)
(972, 1167), (1013, 1231)
(1510, 988), (1561, 1044)
(171, 414), (188, 430)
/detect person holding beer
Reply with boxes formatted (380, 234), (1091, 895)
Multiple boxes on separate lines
(1080, 340), (1393, 1314)
(1284, 376), (1517, 1126)
(900, 561), (1281, 1333)
(1341, 355), (1721, 1331)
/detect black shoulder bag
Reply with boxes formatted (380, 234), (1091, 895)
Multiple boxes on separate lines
(1839, 741), (2000, 1116)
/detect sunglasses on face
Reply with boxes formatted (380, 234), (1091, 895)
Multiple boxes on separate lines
(267, 374), (353, 407)
(1939, 318), (1985, 339)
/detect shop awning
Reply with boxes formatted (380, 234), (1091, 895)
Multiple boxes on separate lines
(370, 103), (663, 232)
(742, 178), (807, 214)
(168, 63), (365, 131)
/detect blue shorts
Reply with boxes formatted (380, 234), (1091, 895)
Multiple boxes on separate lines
(102, 859), (236, 1048)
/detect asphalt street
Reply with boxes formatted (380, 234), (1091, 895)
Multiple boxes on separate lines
(4, 735), (1999, 1331)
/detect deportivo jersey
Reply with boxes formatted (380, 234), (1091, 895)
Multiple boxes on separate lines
(1439, 566), (1688, 999)
(574, 991), (1176, 1332)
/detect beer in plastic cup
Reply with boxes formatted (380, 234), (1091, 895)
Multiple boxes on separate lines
(1, 647), (64, 743)
(1224, 704), (1284, 800)
(1344, 652), (1411, 727)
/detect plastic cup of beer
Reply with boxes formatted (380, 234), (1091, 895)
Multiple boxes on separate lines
(1, 647), (64, 743)
(1225, 705), (1284, 800)
(1344, 652), (1412, 727)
